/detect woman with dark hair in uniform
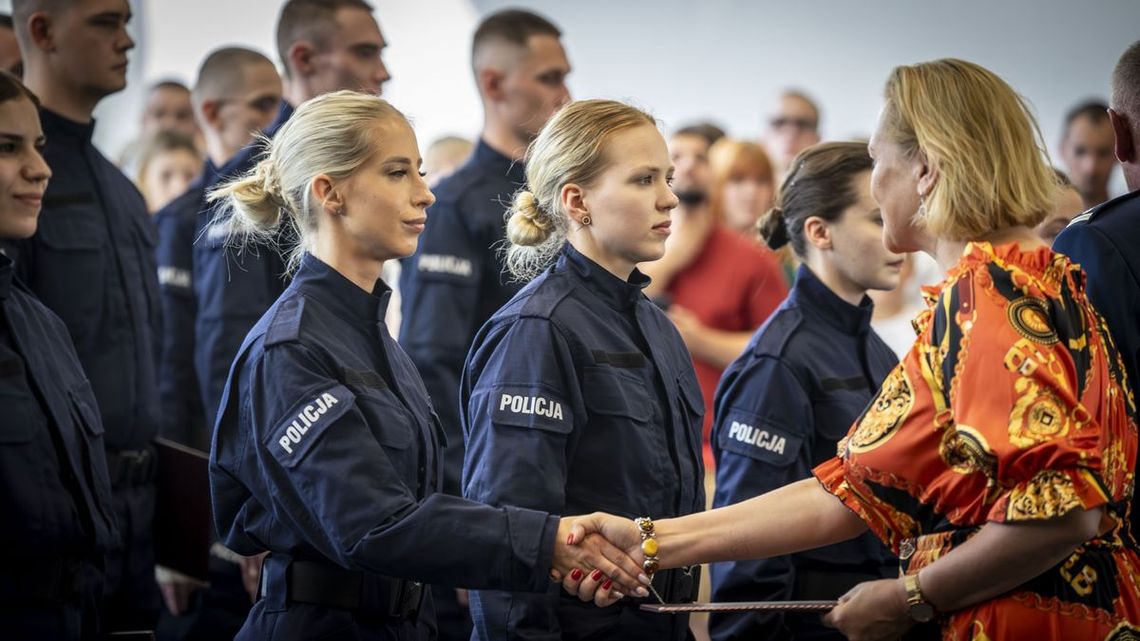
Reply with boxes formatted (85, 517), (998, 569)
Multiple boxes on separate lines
(708, 142), (900, 641)
(461, 99), (705, 641)
(207, 91), (648, 641)
(564, 59), (1140, 641)
(0, 69), (118, 640)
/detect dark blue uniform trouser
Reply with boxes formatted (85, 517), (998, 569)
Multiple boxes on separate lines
(0, 560), (104, 640)
(429, 584), (471, 641)
(104, 479), (162, 632)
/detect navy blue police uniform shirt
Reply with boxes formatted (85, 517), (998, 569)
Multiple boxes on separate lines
(709, 265), (899, 641)
(399, 139), (526, 497)
(194, 101), (294, 429)
(154, 160), (219, 450)
(461, 243), (705, 641)
(1053, 188), (1140, 537)
(13, 108), (161, 452)
(0, 253), (118, 624)
(209, 253), (559, 614)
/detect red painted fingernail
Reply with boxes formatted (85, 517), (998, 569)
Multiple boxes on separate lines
(591, 569), (604, 581)
(602, 579), (613, 591)
(570, 568), (583, 581)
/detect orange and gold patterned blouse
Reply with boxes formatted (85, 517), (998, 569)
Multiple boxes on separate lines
(815, 242), (1140, 640)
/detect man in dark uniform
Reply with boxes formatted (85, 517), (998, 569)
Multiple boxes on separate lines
(1053, 38), (1140, 537)
(11, 0), (162, 631)
(193, 0), (390, 431)
(152, 47), (281, 641)
(397, 12), (570, 636)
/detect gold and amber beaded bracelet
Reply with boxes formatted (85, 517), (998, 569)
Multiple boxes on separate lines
(634, 517), (666, 603)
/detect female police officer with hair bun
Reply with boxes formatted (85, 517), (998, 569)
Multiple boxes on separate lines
(709, 142), (901, 641)
(461, 99), (705, 641)
(207, 91), (648, 641)
(0, 69), (118, 640)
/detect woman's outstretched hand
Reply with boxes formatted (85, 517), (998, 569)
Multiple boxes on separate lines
(821, 578), (914, 641)
(557, 512), (647, 606)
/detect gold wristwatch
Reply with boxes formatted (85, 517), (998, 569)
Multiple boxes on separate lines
(904, 573), (935, 622)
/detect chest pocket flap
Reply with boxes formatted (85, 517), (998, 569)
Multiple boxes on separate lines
(37, 204), (104, 251)
(489, 383), (573, 434)
(582, 366), (650, 421)
(266, 383), (356, 468)
(717, 407), (803, 467)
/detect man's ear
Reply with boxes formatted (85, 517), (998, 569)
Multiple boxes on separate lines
(198, 99), (221, 130)
(286, 41), (317, 79)
(26, 11), (55, 53)
(1109, 108), (1135, 164)
(478, 67), (506, 103)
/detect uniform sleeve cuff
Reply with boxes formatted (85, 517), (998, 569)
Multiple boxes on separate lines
(506, 506), (560, 593)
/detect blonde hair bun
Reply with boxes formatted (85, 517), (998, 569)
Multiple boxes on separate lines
(506, 190), (554, 247)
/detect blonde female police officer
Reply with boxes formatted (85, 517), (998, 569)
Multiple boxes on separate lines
(461, 99), (704, 641)
(207, 92), (649, 641)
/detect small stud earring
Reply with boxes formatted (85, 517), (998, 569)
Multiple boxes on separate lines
(581, 215), (592, 226)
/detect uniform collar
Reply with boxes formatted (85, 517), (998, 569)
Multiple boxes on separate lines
(39, 107), (96, 143)
(558, 243), (649, 311)
(268, 100), (295, 136)
(291, 253), (391, 323)
(0, 252), (12, 300)
(791, 264), (874, 335)
(472, 138), (526, 183)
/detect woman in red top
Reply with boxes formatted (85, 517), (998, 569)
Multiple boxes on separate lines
(644, 127), (788, 467)
(563, 59), (1140, 641)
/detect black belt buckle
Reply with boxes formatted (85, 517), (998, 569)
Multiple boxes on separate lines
(672, 566), (699, 603)
(390, 579), (423, 621)
(108, 447), (157, 487)
(649, 565), (699, 604)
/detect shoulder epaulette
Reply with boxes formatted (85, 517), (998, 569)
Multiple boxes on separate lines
(264, 297), (304, 346)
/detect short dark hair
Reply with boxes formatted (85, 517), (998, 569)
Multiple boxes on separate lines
(11, 0), (70, 49)
(194, 47), (275, 102)
(779, 88), (821, 125)
(1111, 39), (1140, 125)
(758, 141), (872, 256)
(0, 68), (38, 107)
(1062, 98), (1110, 139)
(276, 0), (374, 73)
(472, 9), (560, 67)
(149, 79), (190, 95)
(673, 122), (726, 148)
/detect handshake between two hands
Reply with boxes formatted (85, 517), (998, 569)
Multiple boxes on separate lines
(548, 512), (917, 641)
(551, 512), (648, 607)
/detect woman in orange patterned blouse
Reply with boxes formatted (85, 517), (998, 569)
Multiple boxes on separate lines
(560, 59), (1140, 641)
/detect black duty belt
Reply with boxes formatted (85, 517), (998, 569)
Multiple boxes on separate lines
(0, 557), (86, 601)
(106, 446), (157, 487)
(259, 555), (424, 620)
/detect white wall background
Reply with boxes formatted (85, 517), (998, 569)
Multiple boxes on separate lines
(2, 0), (1138, 180)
